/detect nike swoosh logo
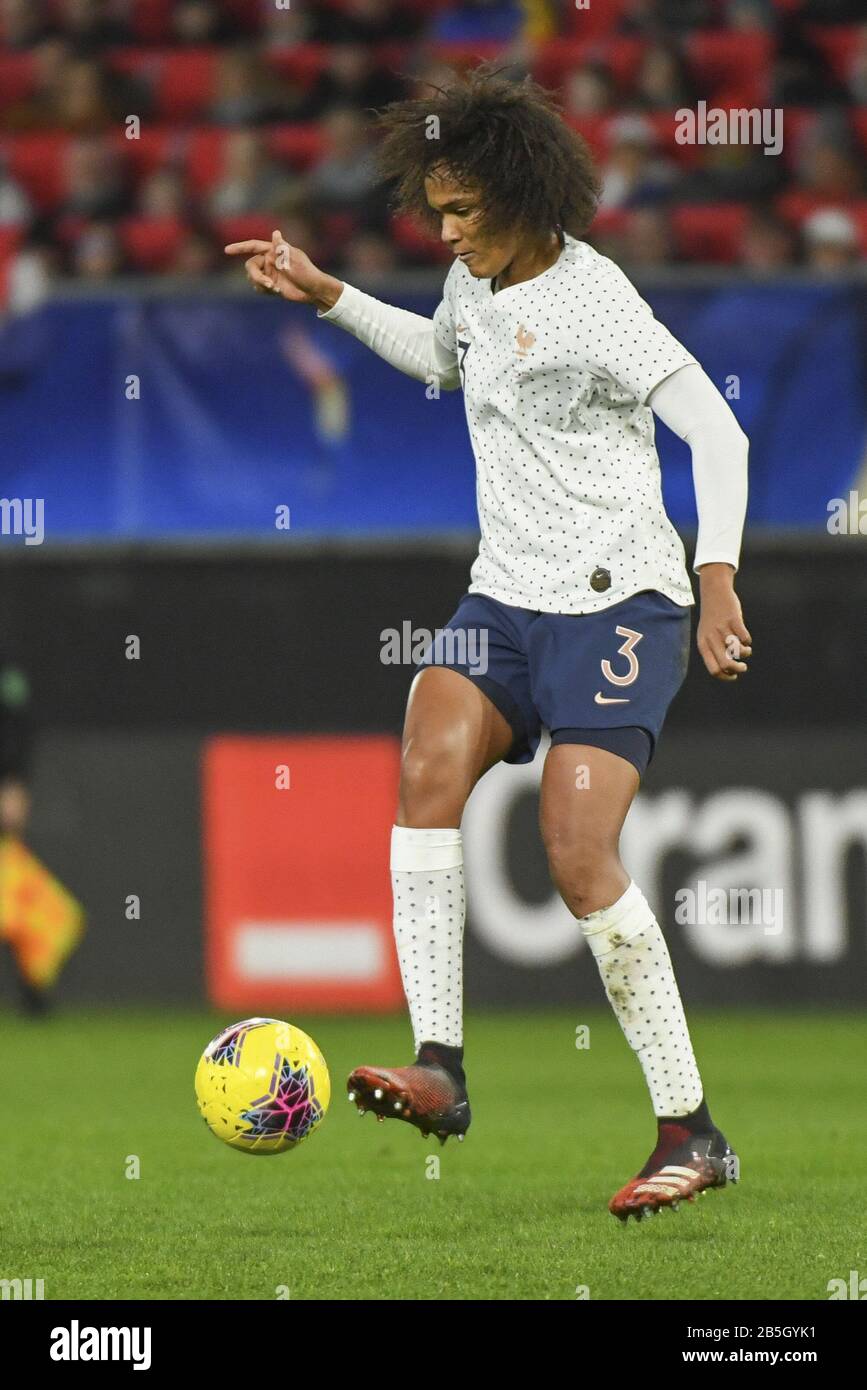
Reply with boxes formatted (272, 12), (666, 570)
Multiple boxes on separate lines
(594, 692), (631, 705)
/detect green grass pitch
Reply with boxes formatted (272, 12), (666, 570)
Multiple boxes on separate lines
(3, 1008), (864, 1301)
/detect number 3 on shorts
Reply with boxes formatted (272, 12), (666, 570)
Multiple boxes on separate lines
(601, 626), (643, 687)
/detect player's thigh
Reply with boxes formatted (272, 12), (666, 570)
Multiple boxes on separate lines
(397, 667), (514, 827)
(539, 741), (639, 869)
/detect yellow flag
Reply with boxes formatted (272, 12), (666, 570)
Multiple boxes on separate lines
(0, 836), (84, 988)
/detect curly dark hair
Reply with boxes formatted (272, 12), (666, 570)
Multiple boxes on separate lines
(374, 62), (601, 243)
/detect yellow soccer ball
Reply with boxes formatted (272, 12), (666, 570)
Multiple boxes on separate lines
(195, 1018), (330, 1155)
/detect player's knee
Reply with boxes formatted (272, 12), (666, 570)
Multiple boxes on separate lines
(397, 736), (472, 827)
(543, 832), (620, 918)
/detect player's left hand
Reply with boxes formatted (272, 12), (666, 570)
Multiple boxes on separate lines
(696, 564), (752, 681)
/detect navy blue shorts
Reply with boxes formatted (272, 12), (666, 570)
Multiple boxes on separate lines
(417, 590), (691, 777)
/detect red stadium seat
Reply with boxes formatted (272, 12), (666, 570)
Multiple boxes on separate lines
(671, 204), (749, 263)
(0, 226), (24, 259)
(121, 216), (187, 270)
(777, 189), (858, 224)
(130, 0), (173, 44)
(186, 128), (229, 195)
(566, 112), (704, 169)
(108, 126), (177, 183)
(534, 37), (646, 95)
(777, 195), (867, 254)
(265, 43), (333, 87)
(851, 108), (867, 159)
(157, 50), (217, 121)
(389, 212), (451, 264)
(268, 124), (325, 172)
(214, 215), (279, 246)
(563, 0), (628, 39)
(430, 39), (509, 68)
(807, 25), (858, 84)
(588, 207), (631, 241)
(222, 0), (264, 34)
(0, 53), (35, 110)
(686, 31), (773, 108)
(849, 203), (867, 253)
(565, 114), (609, 164)
(4, 133), (68, 211)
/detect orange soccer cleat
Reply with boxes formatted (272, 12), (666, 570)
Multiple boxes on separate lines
(347, 1048), (470, 1147)
(609, 1122), (739, 1223)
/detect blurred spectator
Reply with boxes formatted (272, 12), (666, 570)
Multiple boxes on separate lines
(169, 227), (222, 276)
(772, 17), (849, 106)
(342, 230), (399, 277)
(208, 130), (294, 217)
(209, 47), (298, 126)
(723, 0), (776, 30)
(846, 25), (867, 105)
(677, 142), (785, 204)
(564, 65), (616, 118)
(803, 208), (861, 273)
(60, 136), (128, 220)
(798, 117), (865, 202)
(739, 208), (800, 273)
(171, 0), (240, 47)
(599, 115), (676, 210)
(58, 0), (129, 55)
(620, 205), (677, 268)
(260, 0), (309, 49)
(633, 41), (696, 110)
(55, 57), (120, 132)
(408, 57), (461, 101)
(295, 44), (408, 121)
(1, 0), (53, 49)
(0, 0), (861, 279)
(5, 237), (57, 314)
(0, 154), (32, 225)
(306, 108), (382, 215)
(619, 0), (716, 35)
(0, 37), (72, 131)
(136, 167), (188, 220)
(310, 0), (423, 45)
(70, 220), (127, 278)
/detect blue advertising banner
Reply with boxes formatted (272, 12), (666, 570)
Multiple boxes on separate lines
(1, 282), (864, 539)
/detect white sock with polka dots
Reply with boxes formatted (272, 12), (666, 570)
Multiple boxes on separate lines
(579, 880), (704, 1118)
(390, 826), (464, 1052)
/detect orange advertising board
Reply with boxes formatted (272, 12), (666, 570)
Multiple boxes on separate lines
(202, 735), (403, 1011)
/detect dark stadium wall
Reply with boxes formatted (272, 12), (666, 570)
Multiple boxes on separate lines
(0, 539), (865, 1006)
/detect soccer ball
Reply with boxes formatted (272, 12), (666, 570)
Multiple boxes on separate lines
(195, 1017), (331, 1155)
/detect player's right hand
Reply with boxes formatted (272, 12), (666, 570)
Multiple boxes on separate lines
(224, 229), (333, 306)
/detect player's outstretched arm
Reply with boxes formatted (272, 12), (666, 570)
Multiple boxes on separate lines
(225, 230), (460, 392)
(648, 363), (752, 682)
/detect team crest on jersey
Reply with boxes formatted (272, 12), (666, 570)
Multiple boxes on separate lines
(515, 324), (536, 357)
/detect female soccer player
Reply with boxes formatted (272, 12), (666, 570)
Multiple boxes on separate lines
(226, 66), (751, 1222)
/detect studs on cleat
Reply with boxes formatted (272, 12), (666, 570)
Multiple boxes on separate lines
(347, 1091), (356, 1102)
(394, 1101), (402, 1111)
(376, 1115), (385, 1123)
(457, 1134), (465, 1143)
(358, 1108), (366, 1115)
(373, 1088), (384, 1100)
